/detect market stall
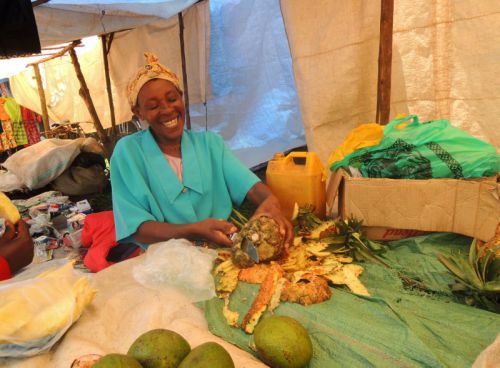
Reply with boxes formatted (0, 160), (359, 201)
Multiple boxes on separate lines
(0, 1), (499, 367)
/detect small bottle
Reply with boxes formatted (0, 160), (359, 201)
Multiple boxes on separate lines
(48, 204), (60, 219)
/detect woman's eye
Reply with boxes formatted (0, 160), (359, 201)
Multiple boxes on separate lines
(146, 105), (158, 110)
(168, 98), (176, 103)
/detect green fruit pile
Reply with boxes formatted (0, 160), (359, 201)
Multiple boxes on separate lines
(91, 329), (234, 368)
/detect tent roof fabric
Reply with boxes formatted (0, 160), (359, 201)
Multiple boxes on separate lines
(34, 0), (198, 47)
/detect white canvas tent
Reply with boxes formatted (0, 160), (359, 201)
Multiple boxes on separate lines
(33, 0), (199, 46)
(2, 0), (306, 167)
(280, 0), (500, 163)
(2, 0), (499, 168)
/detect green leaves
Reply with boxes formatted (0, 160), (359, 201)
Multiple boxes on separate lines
(293, 204), (323, 235)
(230, 208), (249, 230)
(437, 241), (499, 312)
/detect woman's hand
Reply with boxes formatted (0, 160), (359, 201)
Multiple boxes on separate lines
(194, 218), (237, 248)
(253, 208), (294, 249)
(247, 183), (294, 248)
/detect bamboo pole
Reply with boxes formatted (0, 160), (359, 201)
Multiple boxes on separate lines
(31, 64), (50, 136)
(375, 0), (394, 125)
(178, 12), (191, 130)
(100, 33), (117, 141)
(68, 47), (109, 146)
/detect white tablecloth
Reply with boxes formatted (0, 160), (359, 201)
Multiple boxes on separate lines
(1, 255), (266, 368)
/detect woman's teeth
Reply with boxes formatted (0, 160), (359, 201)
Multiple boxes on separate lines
(162, 118), (178, 128)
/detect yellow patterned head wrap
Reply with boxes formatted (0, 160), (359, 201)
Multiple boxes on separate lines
(127, 52), (182, 108)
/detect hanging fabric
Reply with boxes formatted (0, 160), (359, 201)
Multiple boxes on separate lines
(0, 99), (17, 151)
(21, 106), (42, 145)
(0, 121), (17, 151)
(3, 98), (28, 146)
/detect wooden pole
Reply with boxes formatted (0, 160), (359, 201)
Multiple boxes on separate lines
(68, 47), (109, 145)
(375, 0), (394, 125)
(32, 64), (50, 136)
(28, 40), (81, 67)
(178, 12), (191, 130)
(100, 33), (117, 141)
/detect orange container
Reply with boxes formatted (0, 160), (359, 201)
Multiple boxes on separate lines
(266, 152), (326, 219)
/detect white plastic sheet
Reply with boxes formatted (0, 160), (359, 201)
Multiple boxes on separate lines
(34, 0), (199, 47)
(190, 0), (306, 167)
(133, 239), (218, 302)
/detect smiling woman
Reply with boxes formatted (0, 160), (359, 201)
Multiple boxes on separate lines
(110, 53), (293, 250)
(133, 79), (186, 153)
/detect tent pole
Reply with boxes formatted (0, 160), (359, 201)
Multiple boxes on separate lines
(178, 12), (191, 130)
(68, 46), (111, 155)
(100, 33), (117, 142)
(376, 0), (394, 125)
(32, 64), (50, 136)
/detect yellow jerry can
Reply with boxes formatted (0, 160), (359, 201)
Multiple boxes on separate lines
(266, 152), (326, 219)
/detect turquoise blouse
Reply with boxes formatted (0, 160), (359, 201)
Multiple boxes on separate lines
(110, 129), (260, 243)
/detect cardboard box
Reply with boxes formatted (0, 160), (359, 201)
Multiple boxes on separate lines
(327, 169), (500, 242)
(363, 226), (430, 241)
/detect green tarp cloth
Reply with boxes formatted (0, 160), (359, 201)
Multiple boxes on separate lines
(201, 233), (500, 367)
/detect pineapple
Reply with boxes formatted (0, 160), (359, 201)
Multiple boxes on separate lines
(231, 215), (285, 268)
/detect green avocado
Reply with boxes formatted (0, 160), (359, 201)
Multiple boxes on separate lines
(127, 329), (191, 368)
(92, 353), (143, 367)
(178, 342), (235, 368)
(254, 316), (313, 368)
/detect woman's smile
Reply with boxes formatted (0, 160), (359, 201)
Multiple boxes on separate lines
(161, 116), (179, 128)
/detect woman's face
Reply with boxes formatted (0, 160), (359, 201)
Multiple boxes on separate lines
(134, 79), (185, 144)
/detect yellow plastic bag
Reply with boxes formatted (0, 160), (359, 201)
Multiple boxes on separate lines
(327, 123), (383, 168)
(0, 261), (96, 357)
(0, 192), (20, 224)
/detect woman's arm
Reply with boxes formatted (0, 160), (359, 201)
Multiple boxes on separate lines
(246, 182), (294, 247)
(134, 218), (237, 247)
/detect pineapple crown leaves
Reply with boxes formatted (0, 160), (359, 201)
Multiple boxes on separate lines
(230, 208), (249, 230)
(293, 204), (323, 235)
(438, 240), (500, 295)
(438, 241), (500, 313)
(334, 217), (389, 266)
(293, 206), (389, 267)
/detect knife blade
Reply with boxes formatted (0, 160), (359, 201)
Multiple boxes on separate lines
(241, 237), (259, 263)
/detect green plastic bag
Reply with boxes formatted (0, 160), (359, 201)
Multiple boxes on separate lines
(332, 115), (499, 179)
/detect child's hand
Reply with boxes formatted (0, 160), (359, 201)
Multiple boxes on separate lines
(0, 220), (16, 243)
(0, 221), (34, 273)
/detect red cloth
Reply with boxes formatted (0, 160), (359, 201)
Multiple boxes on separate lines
(0, 256), (12, 281)
(20, 107), (41, 146)
(81, 211), (140, 272)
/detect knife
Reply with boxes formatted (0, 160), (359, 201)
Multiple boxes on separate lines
(241, 237), (259, 263)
